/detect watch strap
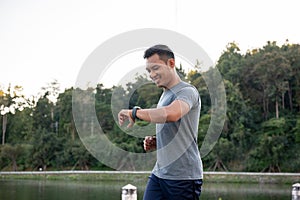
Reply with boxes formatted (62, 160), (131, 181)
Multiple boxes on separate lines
(132, 106), (141, 121)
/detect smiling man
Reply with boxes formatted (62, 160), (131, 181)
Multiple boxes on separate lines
(118, 44), (203, 200)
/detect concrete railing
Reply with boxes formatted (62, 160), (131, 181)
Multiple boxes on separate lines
(1, 170), (300, 176)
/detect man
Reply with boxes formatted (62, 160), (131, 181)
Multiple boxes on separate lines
(118, 44), (203, 199)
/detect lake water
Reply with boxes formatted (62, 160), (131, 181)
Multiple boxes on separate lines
(0, 179), (292, 200)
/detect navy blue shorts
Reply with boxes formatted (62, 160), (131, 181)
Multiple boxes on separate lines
(143, 174), (203, 200)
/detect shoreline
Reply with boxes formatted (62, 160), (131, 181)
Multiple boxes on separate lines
(1, 171), (300, 184)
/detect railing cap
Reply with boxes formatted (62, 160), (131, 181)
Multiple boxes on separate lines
(293, 183), (300, 188)
(122, 184), (137, 190)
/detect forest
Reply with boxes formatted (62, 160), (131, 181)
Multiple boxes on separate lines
(1, 40), (300, 172)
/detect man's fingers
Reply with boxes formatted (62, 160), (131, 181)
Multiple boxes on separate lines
(118, 112), (123, 125)
(126, 113), (135, 128)
(143, 136), (156, 151)
(127, 120), (134, 128)
(118, 109), (131, 126)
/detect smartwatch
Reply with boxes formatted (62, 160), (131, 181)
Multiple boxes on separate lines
(132, 106), (141, 121)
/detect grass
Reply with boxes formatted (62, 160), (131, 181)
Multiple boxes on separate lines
(1, 171), (300, 185)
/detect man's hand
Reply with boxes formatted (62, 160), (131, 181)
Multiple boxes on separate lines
(143, 136), (156, 152)
(118, 109), (134, 128)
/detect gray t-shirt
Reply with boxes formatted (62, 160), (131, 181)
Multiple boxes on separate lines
(152, 81), (203, 180)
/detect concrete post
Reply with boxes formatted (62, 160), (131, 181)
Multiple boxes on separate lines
(122, 184), (137, 200)
(292, 183), (300, 200)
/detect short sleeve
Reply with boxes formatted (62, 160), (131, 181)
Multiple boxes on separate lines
(175, 86), (200, 109)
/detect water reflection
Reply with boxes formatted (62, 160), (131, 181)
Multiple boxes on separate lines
(0, 179), (291, 200)
(201, 182), (291, 200)
(0, 179), (138, 200)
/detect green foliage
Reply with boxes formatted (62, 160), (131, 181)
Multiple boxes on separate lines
(0, 144), (25, 171)
(56, 88), (77, 140)
(1, 40), (300, 172)
(294, 118), (300, 143)
(6, 108), (34, 144)
(29, 128), (64, 170)
(205, 40), (300, 172)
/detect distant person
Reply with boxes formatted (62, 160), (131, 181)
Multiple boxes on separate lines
(118, 44), (203, 199)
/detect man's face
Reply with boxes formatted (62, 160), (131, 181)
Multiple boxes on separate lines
(145, 54), (173, 88)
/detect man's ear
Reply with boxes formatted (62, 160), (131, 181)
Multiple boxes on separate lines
(167, 58), (175, 68)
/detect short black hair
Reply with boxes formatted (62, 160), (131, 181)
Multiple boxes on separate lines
(143, 44), (175, 64)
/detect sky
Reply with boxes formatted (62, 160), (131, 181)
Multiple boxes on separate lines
(1, 0), (300, 97)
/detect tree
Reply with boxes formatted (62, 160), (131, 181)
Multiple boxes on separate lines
(217, 42), (244, 84)
(247, 118), (289, 172)
(32, 93), (54, 132)
(95, 84), (115, 132)
(30, 128), (61, 170)
(0, 144), (24, 171)
(5, 107), (34, 144)
(282, 43), (300, 111)
(242, 41), (292, 120)
(56, 88), (77, 140)
(0, 85), (31, 144)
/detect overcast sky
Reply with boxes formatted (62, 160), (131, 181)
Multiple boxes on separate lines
(1, 0), (299, 97)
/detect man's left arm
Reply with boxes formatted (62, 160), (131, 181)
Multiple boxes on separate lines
(118, 99), (190, 127)
(135, 99), (190, 123)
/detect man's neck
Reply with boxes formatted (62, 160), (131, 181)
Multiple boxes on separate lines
(164, 76), (182, 91)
